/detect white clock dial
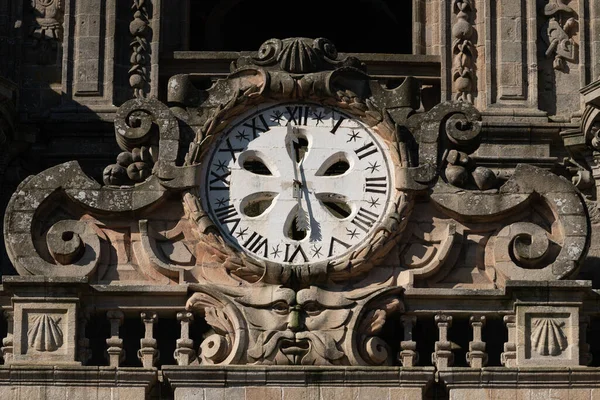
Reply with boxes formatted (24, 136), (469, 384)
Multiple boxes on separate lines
(202, 103), (394, 266)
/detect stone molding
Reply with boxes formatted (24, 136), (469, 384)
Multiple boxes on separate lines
(162, 365), (435, 388)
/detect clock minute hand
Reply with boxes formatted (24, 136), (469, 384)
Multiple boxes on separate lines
(288, 125), (309, 232)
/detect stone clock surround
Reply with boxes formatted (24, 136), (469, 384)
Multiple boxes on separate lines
(0, 35), (598, 400)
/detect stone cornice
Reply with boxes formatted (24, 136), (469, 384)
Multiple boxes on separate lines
(162, 366), (435, 388)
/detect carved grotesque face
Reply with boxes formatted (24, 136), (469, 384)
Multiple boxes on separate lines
(236, 286), (354, 365)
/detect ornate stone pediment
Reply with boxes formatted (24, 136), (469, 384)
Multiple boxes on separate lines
(2, 38), (591, 366)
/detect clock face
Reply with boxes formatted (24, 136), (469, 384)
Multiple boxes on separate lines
(202, 103), (395, 266)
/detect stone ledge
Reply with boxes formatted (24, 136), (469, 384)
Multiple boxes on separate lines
(440, 367), (600, 388)
(0, 366), (157, 387)
(162, 366), (435, 388)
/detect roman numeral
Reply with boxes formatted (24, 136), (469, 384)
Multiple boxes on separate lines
(242, 114), (270, 138)
(243, 232), (269, 257)
(351, 207), (378, 232)
(285, 106), (309, 126)
(328, 236), (351, 257)
(218, 138), (244, 162)
(214, 204), (240, 233)
(284, 244), (308, 263)
(365, 177), (387, 194)
(354, 142), (378, 160)
(209, 170), (231, 190)
(330, 116), (345, 134)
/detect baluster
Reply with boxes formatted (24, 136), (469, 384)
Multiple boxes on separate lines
(1, 310), (14, 364)
(138, 312), (159, 368)
(78, 308), (91, 365)
(432, 314), (453, 369)
(466, 315), (487, 368)
(580, 316), (592, 366)
(399, 315), (419, 367)
(106, 310), (125, 367)
(501, 314), (516, 367)
(174, 311), (196, 366)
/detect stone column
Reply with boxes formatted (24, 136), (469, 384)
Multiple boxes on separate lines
(138, 311), (158, 368)
(399, 315), (419, 367)
(432, 314), (453, 369)
(174, 311), (196, 366)
(501, 314), (516, 367)
(466, 315), (487, 368)
(106, 310), (124, 367)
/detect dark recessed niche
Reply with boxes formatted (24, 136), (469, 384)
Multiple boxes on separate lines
(189, 0), (412, 54)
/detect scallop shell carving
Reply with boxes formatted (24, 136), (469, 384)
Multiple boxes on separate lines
(531, 318), (568, 356)
(28, 314), (64, 352)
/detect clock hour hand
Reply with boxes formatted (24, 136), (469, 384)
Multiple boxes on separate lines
(287, 125), (309, 232)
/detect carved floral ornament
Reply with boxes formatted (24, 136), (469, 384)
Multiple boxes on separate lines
(3, 38), (591, 366)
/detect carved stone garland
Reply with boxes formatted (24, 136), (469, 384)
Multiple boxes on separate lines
(129, 0), (151, 98)
(177, 37), (415, 284)
(452, 0), (476, 103)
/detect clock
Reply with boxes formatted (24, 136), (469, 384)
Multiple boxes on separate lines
(201, 102), (395, 267)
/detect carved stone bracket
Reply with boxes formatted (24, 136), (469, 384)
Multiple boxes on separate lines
(429, 164), (589, 284)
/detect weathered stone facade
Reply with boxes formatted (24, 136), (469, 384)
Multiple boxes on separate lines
(2, 1), (600, 399)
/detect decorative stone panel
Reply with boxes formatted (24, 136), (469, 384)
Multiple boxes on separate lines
(516, 304), (579, 366)
(11, 299), (78, 365)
